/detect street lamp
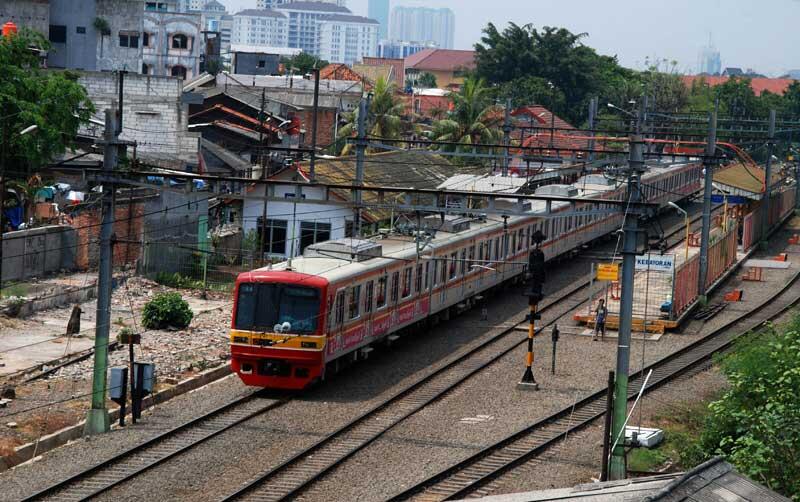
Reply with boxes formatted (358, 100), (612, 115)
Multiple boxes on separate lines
(18, 124), (38, 136)
(668, 201), (689, 261)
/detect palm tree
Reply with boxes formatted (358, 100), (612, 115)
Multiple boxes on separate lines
(426, 77), (503, 160)
(337, 76), (405, 155)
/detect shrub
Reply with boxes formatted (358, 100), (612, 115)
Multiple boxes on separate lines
(142, 292), (193, 330)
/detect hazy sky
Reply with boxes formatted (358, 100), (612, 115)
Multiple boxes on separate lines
(222, 0), (800, 76)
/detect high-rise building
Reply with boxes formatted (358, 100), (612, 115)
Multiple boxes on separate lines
(389, 6), (454, 50)
(378, 39), (436, 59)
(697, 36), (721, 75)
(231, 9), (288, 49)
(367, 0), (389, 40)
(318, 15), (379, 65)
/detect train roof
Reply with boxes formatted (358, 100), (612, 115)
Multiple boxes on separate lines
(251, 161), (699, 284)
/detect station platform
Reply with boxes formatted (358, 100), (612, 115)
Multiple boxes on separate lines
(573, 223), (746, 334)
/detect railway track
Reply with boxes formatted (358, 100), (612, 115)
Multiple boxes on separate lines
(386, 270), (800, 502)
(217, 215), (702, 502)
(21, 394), (288, 502)
(18, 208), (703, 502)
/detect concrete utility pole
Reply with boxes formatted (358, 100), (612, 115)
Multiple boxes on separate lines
(588, 97), (597, 163)
(697, 110), (718, 302)
(85, 106), (120, 436)
(502, 98), (512, 177)
(309, 68), (320, 182)
(608, 104), (645, 480)
(760, 109), (777, 248)
(258, 88), (268, 264)
(354, 97), (368, 237)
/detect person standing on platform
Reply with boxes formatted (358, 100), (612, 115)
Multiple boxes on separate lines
(593, 298), (607, 341)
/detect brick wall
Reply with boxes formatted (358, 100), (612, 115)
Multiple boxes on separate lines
(71, 201), (145, 270)
(295, 109), (337, 148)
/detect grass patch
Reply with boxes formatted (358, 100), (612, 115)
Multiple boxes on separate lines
(628, 446), (669, 472)
(1, 283), (30, 298)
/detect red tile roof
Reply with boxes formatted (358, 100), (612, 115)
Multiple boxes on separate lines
(319, 63), (364, 82)
(513, 105), (594, 159)
(404, 48), (476, 72)
(681, 75), (798, 96)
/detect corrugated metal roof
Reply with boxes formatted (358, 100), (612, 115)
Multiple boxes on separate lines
(457, 458), (791, 502)
(300, 150), (458, 222)
(712, 163), (782, 198)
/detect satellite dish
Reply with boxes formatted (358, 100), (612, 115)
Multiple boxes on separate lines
(281, 321), (291, 332)
(273, 324), (283, 333)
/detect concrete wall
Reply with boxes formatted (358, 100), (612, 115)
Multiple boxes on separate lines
(1, 226), (76, 283)
(78, 71), (200, 166)
(0, 0), (50, 36)
(94, 0), (145, 72)
(141, 190), (209, 275)
(47, 0), (98, 70)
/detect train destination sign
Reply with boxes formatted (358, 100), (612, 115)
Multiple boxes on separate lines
(635, 254), (675, 273)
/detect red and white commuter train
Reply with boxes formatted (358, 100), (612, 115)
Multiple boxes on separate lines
(230, 162), (703, 389)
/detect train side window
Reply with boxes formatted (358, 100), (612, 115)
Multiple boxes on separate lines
(349, 285), (361, 320)
(517, 229), (524, 251)
(364, 281), (374, 313)
(390, 271), (400, 303)
(484, 241), (490, 262)
(440, 256), (448, 283)
(335, 290), (345, 325)
(459, 249), (467, 275)
(402, 267), (412, 298)
(376, 275), (387, 309)
(449, 252), (457, 279)
(510, 233), (516, 256)
(433, 259), (439, 286)
(468, 245), (475, 272)
(424, 261), (430, 289)
(478, 241), (484, 264)
(415, 264), (423, 293)
(494, 238), (500, 261)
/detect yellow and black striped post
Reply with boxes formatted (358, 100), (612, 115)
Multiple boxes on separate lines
(518, 296), (540, 390)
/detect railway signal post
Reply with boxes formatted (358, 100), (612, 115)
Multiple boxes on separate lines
(518, 231), (546, 390)
(609, 105), (646, 480)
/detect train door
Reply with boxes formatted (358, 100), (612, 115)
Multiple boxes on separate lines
(363, 279), (374, 339)
(459, 248), (467, 298)
(439, 254), (448, 304)
(329, 287), (346, 357)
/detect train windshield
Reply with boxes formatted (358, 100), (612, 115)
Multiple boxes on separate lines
(235, 283), (320, 333)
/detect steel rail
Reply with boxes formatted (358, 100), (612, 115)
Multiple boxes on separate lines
(386, 269), (800, 502)
(218, 213), (698, 502)
(22, 393), (289, 502)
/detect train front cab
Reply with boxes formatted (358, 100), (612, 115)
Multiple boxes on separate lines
(230, 271), (328, 390)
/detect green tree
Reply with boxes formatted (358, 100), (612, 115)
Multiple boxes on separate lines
(0, 28), (94, 177)
(697, 318), (800, 499)
(475, 22), (628, 123)
(336, 76), (405, 155)
(425, 77), (502, 161)
(280, 52), (328, 74)
(416, 72), (437, 89)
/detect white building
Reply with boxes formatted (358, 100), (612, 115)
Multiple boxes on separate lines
(318, 15), (378, 66)
(257, 0), (347, 8)
(389, 6), (454, 50)
(274, 1), (356, 56)
(232, 9), (288, 49)
(142, 9), (202, 79)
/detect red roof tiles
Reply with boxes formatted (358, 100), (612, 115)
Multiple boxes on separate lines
(404, 48), (476, 72)
(681, 75), (798, 96)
